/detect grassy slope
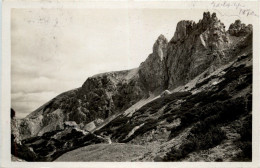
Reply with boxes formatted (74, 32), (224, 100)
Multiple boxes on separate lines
(55, 143), (148, 162)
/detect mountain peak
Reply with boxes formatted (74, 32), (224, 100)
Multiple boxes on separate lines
(171, 12), (226, 44)
(202, 11), (211, 20)
(153, 34), (168, 60)
(228, 19), (253, 37)
(157, 34), (167, 41)
(171, 20), (196, 42)
(201, 11), (219, 24)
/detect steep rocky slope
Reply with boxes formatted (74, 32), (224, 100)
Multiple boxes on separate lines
(12, 12), (253, 162)
(138, 34), (168, 93)
(61, 52), (251, 161)
(12, 117), (110, 161)
(16, 69), (147, 139)
(164, 12), (252, 89)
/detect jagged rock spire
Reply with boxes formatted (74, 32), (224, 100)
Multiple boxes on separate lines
(138, 34), (168, 92)
(228, 20), (253, 37)
(171, 20), (195, 42)
(153, 34), (168, 61)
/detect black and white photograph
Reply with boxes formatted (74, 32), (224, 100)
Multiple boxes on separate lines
(1, 0), (260, 167)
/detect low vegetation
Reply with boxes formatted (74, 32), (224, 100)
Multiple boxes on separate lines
(163, 126), (226, 161)
(233, 115), (252, 161)
(163, 95), (250, 161)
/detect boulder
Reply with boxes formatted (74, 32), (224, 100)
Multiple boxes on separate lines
(160, 90), (171, 97)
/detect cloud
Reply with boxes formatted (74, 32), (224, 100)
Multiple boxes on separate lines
(11, 91), (58, 118)
(12, 76), (62, 93)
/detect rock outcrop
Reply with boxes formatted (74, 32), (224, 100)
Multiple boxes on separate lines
(138, 34), (168, 92)
(12, 126), (107, 161)
(171, 20), (195, 42)
(228, 20), (253, 37)
(11, 109), (21, 144)
(16, 70), (147, 139)
(164, 12), (232, 89)
(83, 118), (104, 131)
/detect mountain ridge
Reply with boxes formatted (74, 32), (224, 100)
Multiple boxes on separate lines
(12, 11), (253, 155)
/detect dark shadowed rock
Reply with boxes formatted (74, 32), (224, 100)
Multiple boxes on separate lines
(171, 20), (195, 42)
(138, 35), (168, 92)
(164, 12), (250, 89)
(16, 70), (147, 139)
(228, 20), (253, 37)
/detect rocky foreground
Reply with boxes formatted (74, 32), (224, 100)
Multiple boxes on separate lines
(12, 12), (252, 162)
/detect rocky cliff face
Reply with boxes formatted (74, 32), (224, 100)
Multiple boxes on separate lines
(138, 34), (168, 93)
(13, 12), (253, 142)
(16, 69), (147, 139)
(164, 12), (250, 89)
(94, 52), (252, 161)
(228, 20), (253, 37)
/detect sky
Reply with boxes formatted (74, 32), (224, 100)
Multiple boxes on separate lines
(11, 8), (256, 118)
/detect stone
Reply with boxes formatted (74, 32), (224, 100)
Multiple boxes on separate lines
(228, 20), (253, 37)
(164, 12), (250, 89)
(171, 20), (195, 42)
(138, 34), (168, 92)
(160, 90), (171, 97)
